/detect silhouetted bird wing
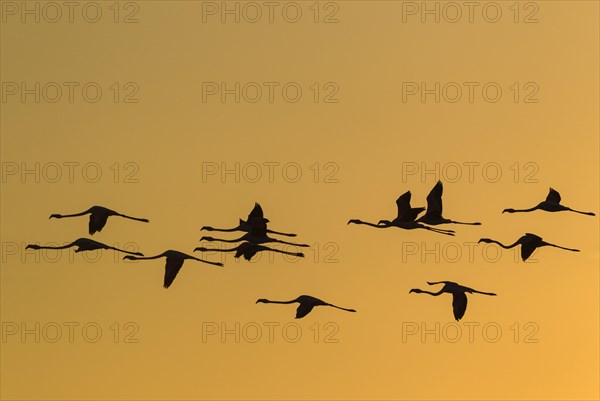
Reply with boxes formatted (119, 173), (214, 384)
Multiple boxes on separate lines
(520, 242), (537, 261)
(425, 181), (443, 217)
(89, 213), (109, 235)
(296, 303), (315, 319)
(452, 292), (468, 321)
(396, 191), (412, 220)
(546, 188), (561, 204)
(163, 257), (185, 288)
(235, 242), (260, 260)
(74, 238), (103, 249)
(248, 203), (264, 220)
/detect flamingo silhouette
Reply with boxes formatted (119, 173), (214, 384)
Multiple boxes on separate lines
(195, 242), (304, 261)
(26, 238), (143, 256)
(200, 219), (309, 248)
(348, 191), (455, 235)
(478, 233), (580, 261)
(201, 203), (297, 237)
(503, 187), (595, 216)
(49, 205), (149, 235)
(123, 250), (223, 288)
(256, 295), (356, 318)
(417, 181), (482, 226)
(409, 281), (496, 321)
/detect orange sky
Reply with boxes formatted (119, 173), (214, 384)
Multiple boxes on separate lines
(1, 1), (599, 400)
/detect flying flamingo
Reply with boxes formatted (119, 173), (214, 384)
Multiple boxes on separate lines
(26, 238), (143, 256)
(417, 181), (482, 226)
(409, 281), (496, 321)
(256, 295), (357, 318)
(348, 191), (455, 235)
(195, 242), (304, 261)
(201, 203), (297, 237)
(49, 205), (149, 235)
(478, 233), (580, 261)
(123, 250), (223, 288)
(503, 187), (595, 216)
(200, 219), (309, 248)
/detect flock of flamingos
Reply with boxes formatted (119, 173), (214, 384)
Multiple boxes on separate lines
(26, 181), (595, 321)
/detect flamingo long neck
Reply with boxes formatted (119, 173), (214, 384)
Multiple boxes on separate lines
(206, 247), (238, 253)
(486, 239), (520, 249)
(263, 299), (296, 304)
(204, 237), (243, 244)
(31, 243), (75, 250)
(351, 220), (388, 228)
(55, 210), (90, 218)
(208, 227), (241, 233)
(418, 289), (445, 296)
(510, 206), (539, 213)
(130, 254), (164, 260)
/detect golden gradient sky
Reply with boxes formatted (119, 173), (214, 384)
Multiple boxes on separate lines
(1, 1), (599, 400)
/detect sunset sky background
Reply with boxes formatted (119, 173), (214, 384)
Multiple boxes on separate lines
(1, 1), (599, 400)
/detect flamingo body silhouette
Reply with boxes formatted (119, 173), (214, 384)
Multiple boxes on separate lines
(201, 203), (297, 237)
(256, 295), (356, 318)
(503, 188), (595, 216)
(348, 191), (455, 235)
(49, 205), (149, 235)
(416, 181), (481, 225)
(26, 238), (143, 255)
(123, 250), (222, 288)
(478, 233), (580, 261)
(195, 242), (304, 261)
(200, 218), (308, 248)
(409, 281), (496, 321)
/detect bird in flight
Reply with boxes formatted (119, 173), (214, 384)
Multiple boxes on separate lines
(200, 218), (309, 248)
(195, 242), (304, 261)
(123, 250), (223, 288)
(478, 233), (580, 261)
(409, 281), (496, 321)
(256, 295), (357, 318)
(503, 187), (595, 216)
(26, 238), (143, 256)
(348, 191), (456, 235)
(49, 205), (149, 235)
(201, 203), (298, 237)
(417, 181), (482, 226)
